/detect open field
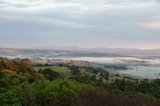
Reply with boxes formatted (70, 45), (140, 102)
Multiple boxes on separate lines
(33, 66), (71, 76)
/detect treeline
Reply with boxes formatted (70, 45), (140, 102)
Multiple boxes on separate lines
(0, 57), (160, 106)
(103, 64), (128, 70)
(1, 70), (159, 106)
(108, 79), (160, 99)
(68, 65), (110, 80)
(83, 66), (110, 80)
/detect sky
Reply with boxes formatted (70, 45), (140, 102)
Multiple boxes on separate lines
(0, 0), (160, 49)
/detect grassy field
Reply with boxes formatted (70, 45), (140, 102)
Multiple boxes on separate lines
(33, 66), (71, 76)
(33, 65), (133, 83)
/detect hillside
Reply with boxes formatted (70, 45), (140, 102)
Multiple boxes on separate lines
(0, 57), (160, 106)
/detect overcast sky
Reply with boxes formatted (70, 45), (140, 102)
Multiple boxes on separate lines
(0, 0), (160, 49)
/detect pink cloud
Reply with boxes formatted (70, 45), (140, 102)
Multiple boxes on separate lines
(137, 16), (160, 30)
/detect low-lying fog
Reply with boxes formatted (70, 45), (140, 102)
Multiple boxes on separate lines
(4, 56), (160, 79)
(49, 57), (160, 79)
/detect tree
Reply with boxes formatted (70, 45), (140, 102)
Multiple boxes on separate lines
(38, 68), (61, 81)
(69, 65), (80, 76)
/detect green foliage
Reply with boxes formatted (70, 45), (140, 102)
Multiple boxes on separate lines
(68, 65), (80, 76)
(0, 89), (21, 105)
(70, 75), (104, 87)
(21, 83), (36, 106)
(32, 78), (93, 105)
(0, 71), (28, 105)
(0, 57), (160, 105)
(83, 66), (110, 80)
(0, 72), (27, 90)
(109, 79), (160, 99)
(68, 89), (159, 106)
(38, 68), (61, 80)
(103, 64), (128, 70)
(0, 62), (4, 70)
(109, 79), (137, 92)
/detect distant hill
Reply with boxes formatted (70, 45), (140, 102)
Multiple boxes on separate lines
(35, 46), (160, 56)
(0, 47), (160, 58)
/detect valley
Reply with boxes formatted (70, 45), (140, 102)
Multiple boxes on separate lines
(1, 48), (160, 79)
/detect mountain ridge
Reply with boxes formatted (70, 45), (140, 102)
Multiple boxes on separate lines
(1, 47), (160, 57)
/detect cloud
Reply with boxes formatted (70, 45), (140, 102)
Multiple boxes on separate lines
(0, 0), (159, 12)
(0, 1), (9, 4)
(0, 0), (29, 9)
(0, 15), (94, 29)
(138, 22), (160, 30)
(137, 16), (160, 30)
(0, 0), (160, 49)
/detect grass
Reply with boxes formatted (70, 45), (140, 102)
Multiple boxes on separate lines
(33, 66), (71, 76)
(33, 66), (135, 83)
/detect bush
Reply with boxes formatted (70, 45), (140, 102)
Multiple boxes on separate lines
(69, 89), (160, 106)
(38, 68), (61, 81)
(32, 78), (93, 105)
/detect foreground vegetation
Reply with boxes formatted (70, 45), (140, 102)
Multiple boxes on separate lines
(0, 57), (160, 106)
